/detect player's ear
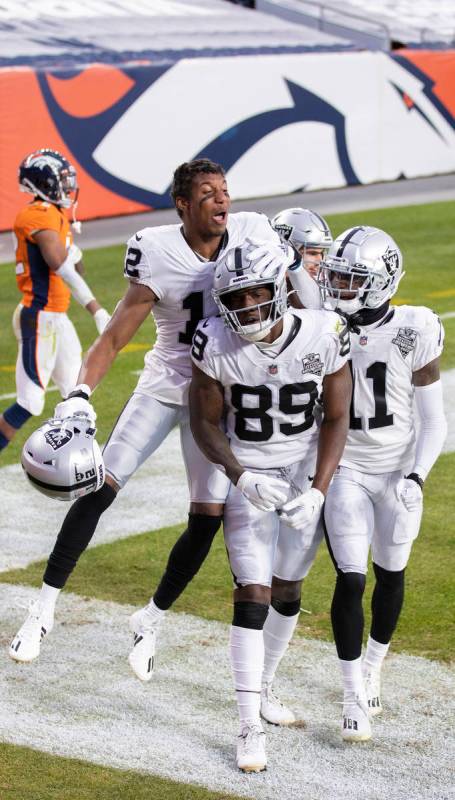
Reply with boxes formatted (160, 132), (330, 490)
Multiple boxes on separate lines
(175, 196), (187, 216)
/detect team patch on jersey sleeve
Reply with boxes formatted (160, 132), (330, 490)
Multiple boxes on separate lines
(392, 327), (417, 358)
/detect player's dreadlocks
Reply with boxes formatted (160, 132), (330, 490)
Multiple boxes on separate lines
(171, 159), (225, 217)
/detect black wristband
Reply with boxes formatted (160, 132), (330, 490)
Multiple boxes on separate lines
(405, 472), (424, 490)
(67, 390), (89, 401)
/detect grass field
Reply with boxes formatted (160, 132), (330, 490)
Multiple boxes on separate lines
(0, 200), (454, 798)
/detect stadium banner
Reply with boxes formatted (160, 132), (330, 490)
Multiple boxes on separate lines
(0, 49), (454, 230)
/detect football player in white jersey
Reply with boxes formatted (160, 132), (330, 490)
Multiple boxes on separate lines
(11, 159), (311, 668)
(271, 206), (333, 280)
(189, 242), (352, 772)
(317, 226), (447, 742)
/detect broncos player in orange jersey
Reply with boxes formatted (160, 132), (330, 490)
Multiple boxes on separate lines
(0, 149), (110, 452)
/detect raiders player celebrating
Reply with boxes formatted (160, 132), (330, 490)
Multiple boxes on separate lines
(189, 243), (351, 772)
(10, 159), (307, 667)
(317, 226), (447, 742)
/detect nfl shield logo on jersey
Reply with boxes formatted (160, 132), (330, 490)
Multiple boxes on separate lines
(268, 364), (278, 375)
(359, 335), (368, 346)
(392, 327), (417, 358)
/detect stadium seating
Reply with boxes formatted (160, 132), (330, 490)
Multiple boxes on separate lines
(257, 0), (455, 49)
(0, 0), (354, 68)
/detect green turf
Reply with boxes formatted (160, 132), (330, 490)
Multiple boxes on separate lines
(0, 742), (244, 800)
(1, 201), (455, 467)
(3, 449), (453, 661)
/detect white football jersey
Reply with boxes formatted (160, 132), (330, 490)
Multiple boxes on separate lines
(123, 212), (280, 404)
(192, 309), (349, 468)
(342, 305), (444, 473)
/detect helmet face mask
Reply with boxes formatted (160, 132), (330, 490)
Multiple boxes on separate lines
(317, 226), (404, 314)
(19, 149), (78, 208)
(21, 417), (104, 501)
(213, 244), (288, 342)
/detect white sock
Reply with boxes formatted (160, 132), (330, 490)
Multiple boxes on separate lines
(262, 605), (299, 686)
(230, 625), (264, 730)
(364, 636), (390, 671)
(38, 583), (60, 616)
(143, 598), (166, 627)
(339, 657), (367, 703)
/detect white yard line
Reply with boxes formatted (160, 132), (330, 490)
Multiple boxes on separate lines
(1, 371), (454, 573)
(0, 585), (453, 800)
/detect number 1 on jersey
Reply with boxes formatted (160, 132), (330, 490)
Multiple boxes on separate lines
(178, 292), (204, 344)
(349, 360), (394, 430)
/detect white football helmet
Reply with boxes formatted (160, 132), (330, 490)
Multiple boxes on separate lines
(271, 207), (332, 273)
(21, 416), (104, 501)
(213, 242), (288, 341)
(318, 226), (404, 314)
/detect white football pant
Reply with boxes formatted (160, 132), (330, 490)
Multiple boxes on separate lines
(13, 303), (82, 416)
(324, 466), (423, 574)
(103, 390), (230, 503)
(224, 454), (323, 586)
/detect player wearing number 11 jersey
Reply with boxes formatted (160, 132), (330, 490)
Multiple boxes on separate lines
(317, 226), (447, 742)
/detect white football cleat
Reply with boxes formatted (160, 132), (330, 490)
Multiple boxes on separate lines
(260, 683), (296, 726)
(9, 601), (54, 663)
(341, 693), (372, 742)
(363, 665), (383, 716)
(236, 723), (267, 773)
(128, 608), (158, 682)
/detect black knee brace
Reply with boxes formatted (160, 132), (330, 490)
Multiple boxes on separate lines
(43, 483), (117, 588)
(153, 513), (222, 610)
(371, 563), (405, 644)
(331, 571), (366, 661)
(271, 597), (301, 617)
(233, 601), (270, 630)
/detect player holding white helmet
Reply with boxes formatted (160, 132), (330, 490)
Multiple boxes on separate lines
(9, 160), (302, 673)
(271, 207), (332, 279)
(317, 226), (447, 741)
(190, 241), (351, 772)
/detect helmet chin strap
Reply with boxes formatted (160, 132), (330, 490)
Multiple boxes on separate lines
(342, 300), (390, 333)
(239, 322), (273, 342)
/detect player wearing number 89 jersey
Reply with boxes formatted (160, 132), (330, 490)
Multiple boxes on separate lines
(317, 226), (447, 742)
(190, 242), (351, 770)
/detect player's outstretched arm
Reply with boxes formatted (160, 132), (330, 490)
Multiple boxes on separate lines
(34, 229), (110, 333)
(77, 282), (157, 392)
(313, 362), (352, 495)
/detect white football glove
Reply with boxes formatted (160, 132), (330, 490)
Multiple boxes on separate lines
(279, 487), (325, 529)
(54, 396), (96, 427)
(93, 308), (111, 334)
(395, 477), (423, 512)
(236, 471), (289, 512)
(246, 240), (297, 283)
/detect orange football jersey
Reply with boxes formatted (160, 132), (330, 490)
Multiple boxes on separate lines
(14, 201), (73, 312)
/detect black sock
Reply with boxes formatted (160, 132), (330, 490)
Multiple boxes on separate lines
(43, 483), (117, 588)
(153, 513), (222, 610)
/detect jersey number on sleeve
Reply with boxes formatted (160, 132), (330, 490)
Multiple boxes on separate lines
(178, 292), (204, 344)
(124, 247), (141, 278)
(231, 382), (318, 441)
(349, 361), (394, 430)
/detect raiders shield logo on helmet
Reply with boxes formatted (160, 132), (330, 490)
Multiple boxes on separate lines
(44, 428), (73, 451)
(272, 222), (293, 241)
(382, 246), (400, 276)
